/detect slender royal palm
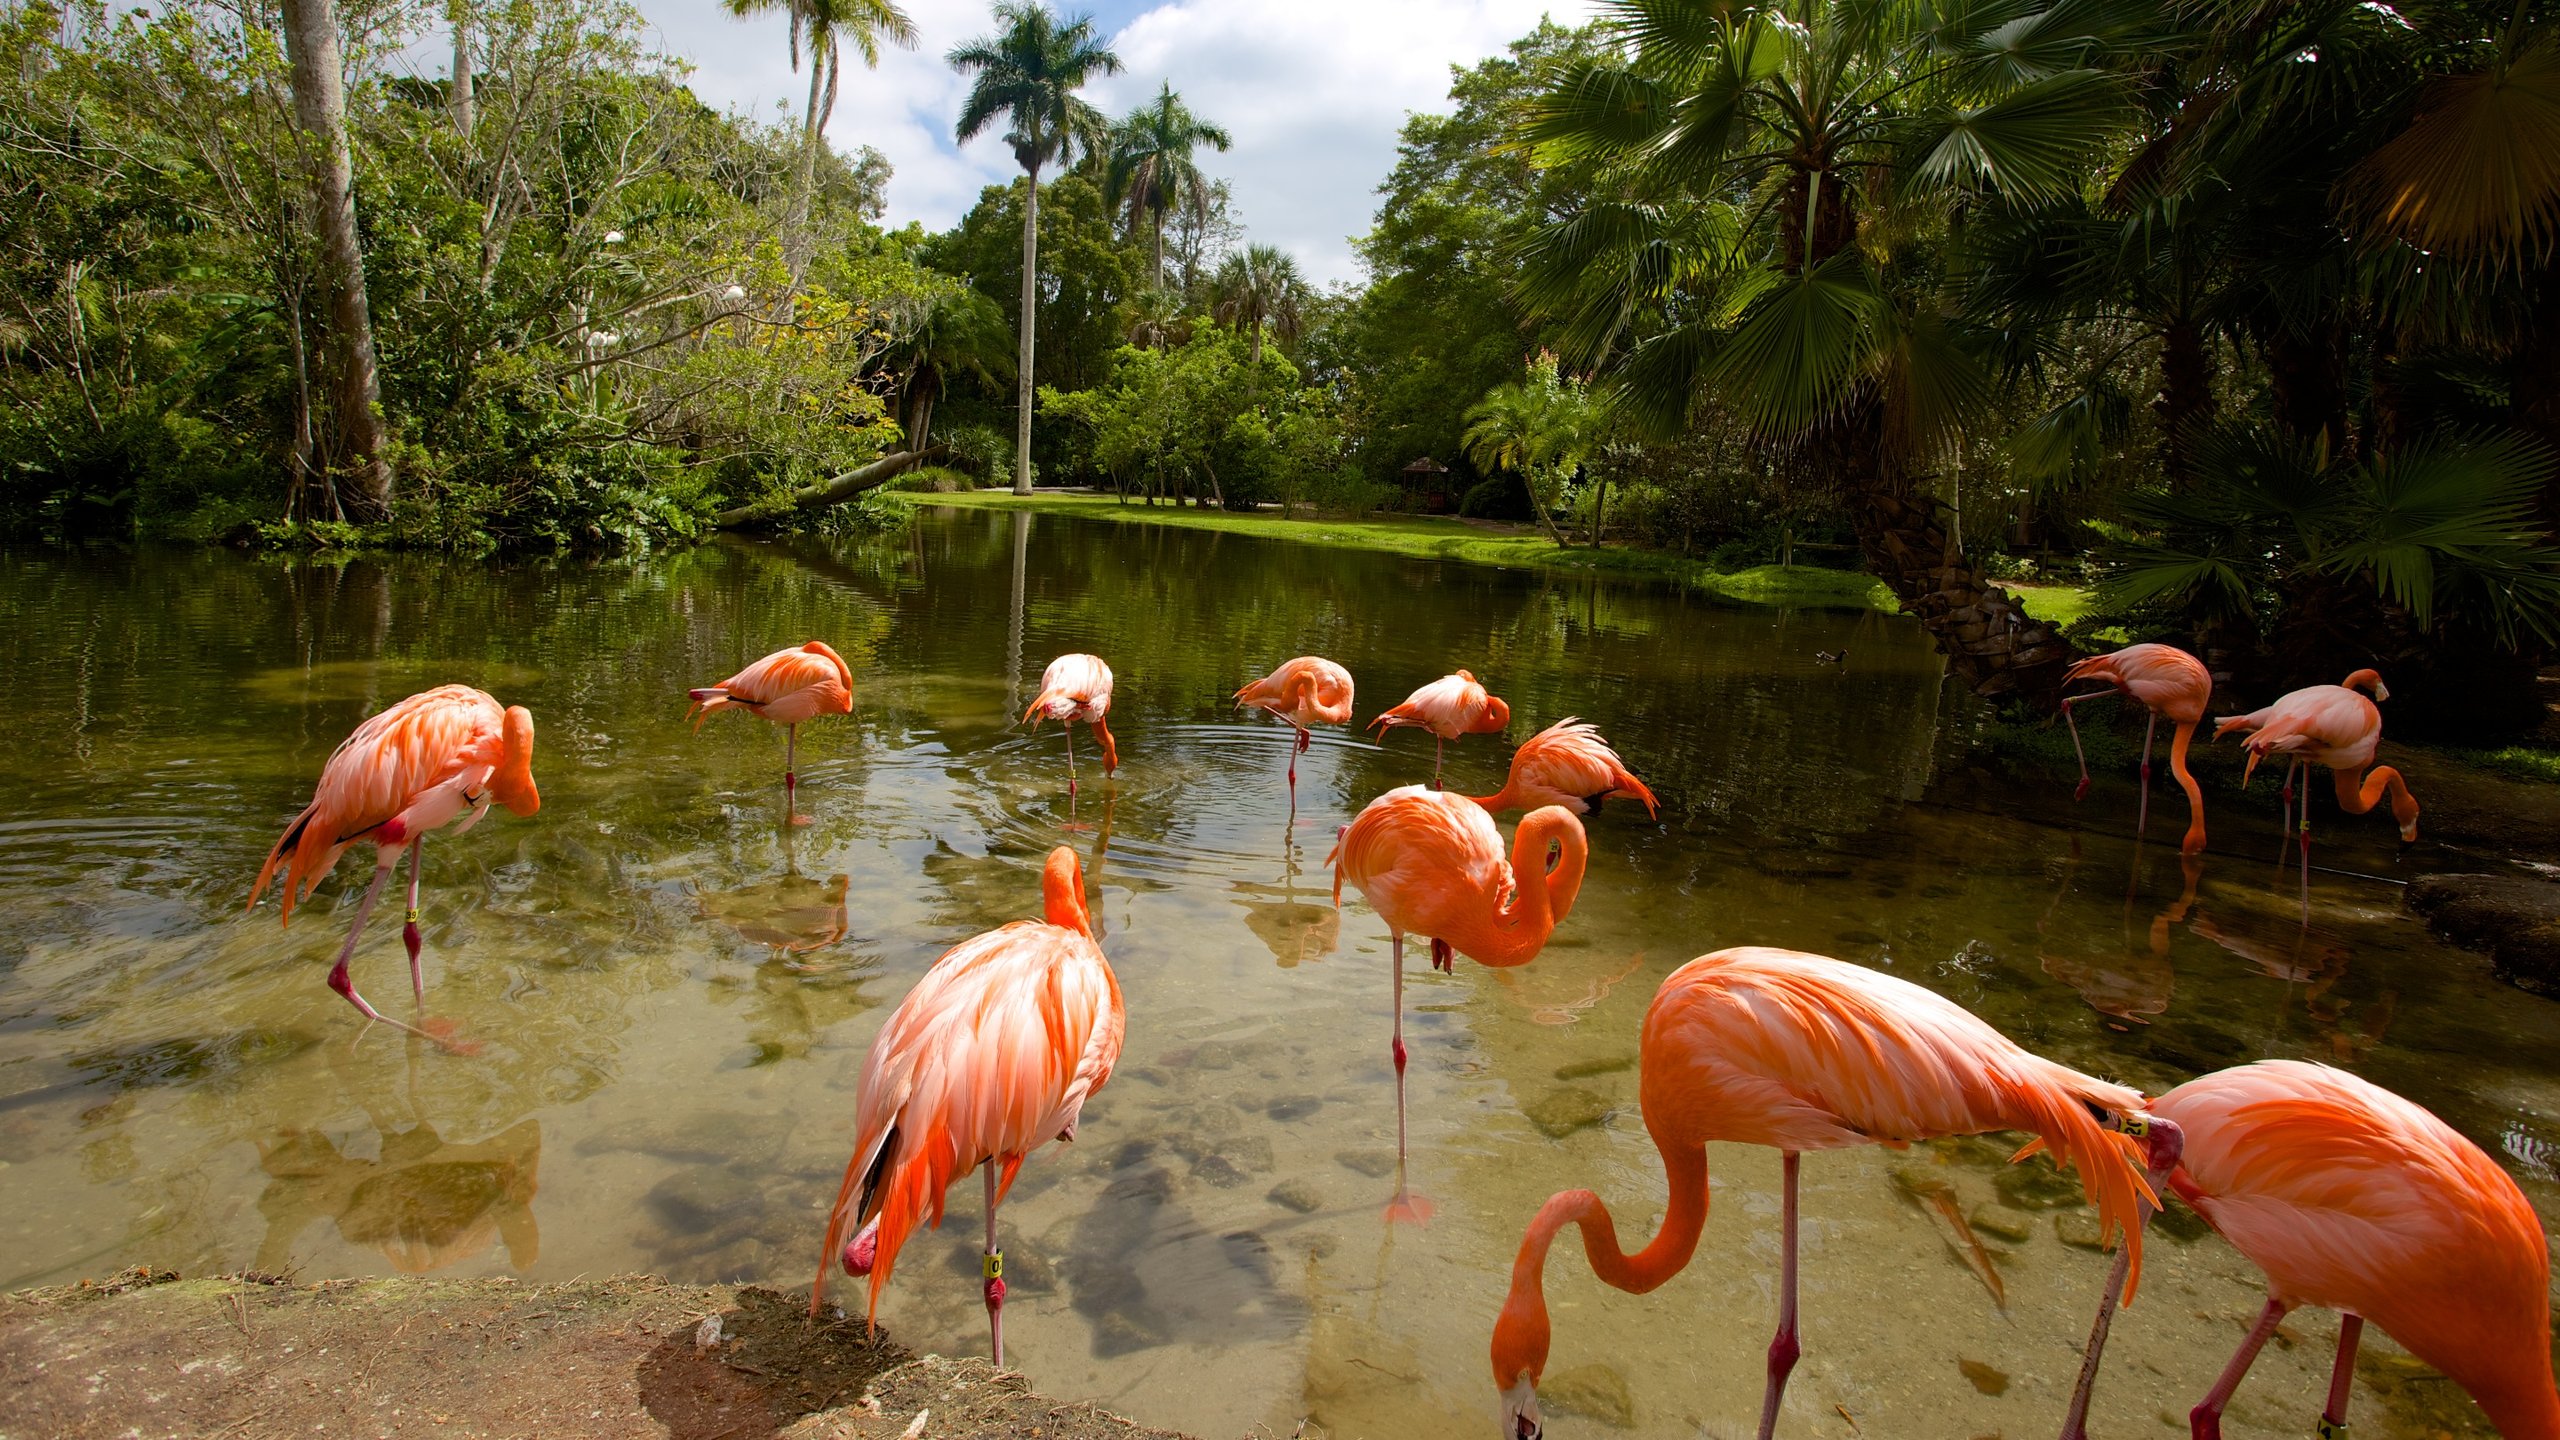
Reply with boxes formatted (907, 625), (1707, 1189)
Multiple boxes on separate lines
(1210, 244), (1307, 365)
(950, 3), (1122, 495)
(1106, 83), (1231, 290)
(725, 0), (917, 273)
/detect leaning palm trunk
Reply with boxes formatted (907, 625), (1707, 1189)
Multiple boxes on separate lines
(1831, 400), (2074, 702)
(1015, 166), (1039, 494)
(279, 0), (392, 517)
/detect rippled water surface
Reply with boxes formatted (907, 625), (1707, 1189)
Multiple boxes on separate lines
(3, 510), (2554, 1439)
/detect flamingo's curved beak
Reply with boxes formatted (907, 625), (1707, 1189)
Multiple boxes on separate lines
(1498, 1377), (1543, 1439)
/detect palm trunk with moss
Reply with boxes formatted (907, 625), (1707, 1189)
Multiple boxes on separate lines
(280, 0), (392, 517)
(1802, 172), (2075, 704)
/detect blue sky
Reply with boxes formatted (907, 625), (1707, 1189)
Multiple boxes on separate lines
(623, 0), (1594, 285)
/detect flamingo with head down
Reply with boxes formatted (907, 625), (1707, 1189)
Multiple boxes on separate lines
(1489, 947), (2166, 1440)
(1331, 785), (1585, 1220)
(1369, 670), (1510, 788)
(2215, 669), (2419, 889)
(2059, 1060), (2557, 1440)
(1236, 655), (1355, 806)
(2059, 643), (2211, 853)
(250, 685), (540, 1046)
(1023, 653), (1118, 796)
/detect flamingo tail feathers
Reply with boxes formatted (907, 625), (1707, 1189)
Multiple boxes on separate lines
(248, 800), (326, 923)
(686, 688), (732, 731)
(2002, 1084), (2153, 1305)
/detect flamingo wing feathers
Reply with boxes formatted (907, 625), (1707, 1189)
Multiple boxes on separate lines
(1328, 785), (1508, 934)
(2216, 685), (2381, 769)
(1237, 656), (1355, 728)
(2153, 1061), (2552, 1415)
(1646, 948), (2154, 1297)
(1369, 670), (1508, 739)
(250, 686), (512, 922)
(689, 643), (854, 727)
(1506, 719), (1659, 816)
(815, 916), (1124, 1324)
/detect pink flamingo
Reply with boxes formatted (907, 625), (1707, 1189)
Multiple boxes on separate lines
(687, 641), (853, 823)
(2215, 669), (2419, 889)
(1235, 655), (1355, 806)
(2060, 643), (2212, 853)
(1368, 670), (1510, 787)
(249, 685), (540, 1044)
(1023, 653), (1118, 796)
(813, 847), (1122, 1369)
(1470, 717), (1658, 818)
(1330, 785), (1585, 1220)
(1489, 947), (2163, 1440)
(2060, 1060), (2557, 1440)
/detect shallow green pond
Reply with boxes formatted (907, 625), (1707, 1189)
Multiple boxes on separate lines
(0, 508), (2550, 1439)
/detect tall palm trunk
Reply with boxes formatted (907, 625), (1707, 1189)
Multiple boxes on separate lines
(1015, 163), (1039, 495)
(448, 1), (474, 135)
(1795, 169), (2074, 704)
(788, 44), (827, 282)
(2155, 314), (2213, 487)
(1150, 209), (1165, 292)
(280, 0), (392, 516)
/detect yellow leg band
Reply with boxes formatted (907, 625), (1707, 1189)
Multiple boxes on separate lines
(983, 1251), (1003, 1280)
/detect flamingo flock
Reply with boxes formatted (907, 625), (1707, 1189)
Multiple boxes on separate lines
(239, 626), (2549, 1440)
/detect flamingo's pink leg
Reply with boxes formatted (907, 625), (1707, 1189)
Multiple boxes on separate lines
(2190, 1296), (2292, 1439)
(1383, 930), (1433, 1224)
(1755, 1150), (1802, 1440)
(983, 1163), (1007, 1367)
(2137, 711), (2158, 835)
(325, 862), (454, 1047)
(1432, 734), (1444, 790)
(2323, 1314), (2363, 1432)
(2059, 691), (2113, 802)
(1066, 725), (1079, 798)
(401, 837), (426, 1007)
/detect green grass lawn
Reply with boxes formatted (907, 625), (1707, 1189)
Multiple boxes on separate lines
(2008, 582), (2094, 627)
(891, 489), (1899, 611)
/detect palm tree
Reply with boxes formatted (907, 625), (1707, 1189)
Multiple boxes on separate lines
(1462, 355), (1594, 547)
(1515, 0), (2143, 701)
(725, 0), (918, 275)
(1105, 84), (1231, 290)
(1211, 244), (1307, 364)
(950, 2), (1123, 495)
(886, 286), (1014, 453)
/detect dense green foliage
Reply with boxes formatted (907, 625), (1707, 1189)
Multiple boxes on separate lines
(5, 0), (2556, 733)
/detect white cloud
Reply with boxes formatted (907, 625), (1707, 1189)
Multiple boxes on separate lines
(621, 0), (1594, 285)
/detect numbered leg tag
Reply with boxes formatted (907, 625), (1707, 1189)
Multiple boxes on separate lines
(983, 1250), (1004, 1280)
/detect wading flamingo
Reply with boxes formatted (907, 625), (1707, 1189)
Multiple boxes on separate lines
(2060, 644), (2211, 853)
(813, 847), (1122, 1370)
(2059, 1061), (2557, 1440)
(249, 685), (540, 1044)
(1023, 653), (1118, 796)
(1331, 786), (1585, 1220)
(1488, 946), (2163, 1440)
(1369, 670), (1510, 787)
(687, 641), (853, 823)
(2214, 670), (2419, 890)
(1236, 656), (1355, 807)
(1471, 718), (1658, 819)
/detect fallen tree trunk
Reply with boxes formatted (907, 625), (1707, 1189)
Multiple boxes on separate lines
(711, 448), (943, 530)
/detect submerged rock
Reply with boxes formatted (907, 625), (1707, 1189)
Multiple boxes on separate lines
(1553, 1054), (1637, 1081)
(1958, 1358), (2010, 1396)
(1969, 1205), (2033, 1245)
(2054, 1213), (2110, 1251)
(1543, 1363), (1636, 1428)
(1333, 1149), (1396, 1178)
(1268, 1180), (1323, 1214)
(1266, 1094), (1323, 1122)
(1992, 1163), (2084, 1210)
(1524, 1086), (1614, 1139)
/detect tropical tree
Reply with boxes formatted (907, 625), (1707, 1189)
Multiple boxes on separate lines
(1211, 244), (1308, 364)
(1462, 354), (1598, 547)
(883, 284), (1013, 453)
(724, 0), (917, 274)
(1105, 83), (1231, 289)
(949, 1), (1122, 494)
(278, 0), (392, 514)
(1513, 0), (2152, 701)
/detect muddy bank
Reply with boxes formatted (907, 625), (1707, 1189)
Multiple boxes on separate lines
(0, 1269), (1193, 1440)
